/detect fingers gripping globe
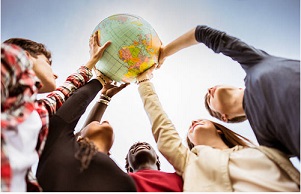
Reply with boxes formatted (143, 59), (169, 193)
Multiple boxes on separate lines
(92, 14), (162, 83)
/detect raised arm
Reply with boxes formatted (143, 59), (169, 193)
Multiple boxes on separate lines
(136, 65), (191, 175)
(40, 31), (111, 117)
(55, 79), (103, 127)
(36, 33), (111, 154)
(158, 25), (267, 69)
(82, 79), (129, 128)
(41, 79), (103, 156)
(158, 27), (198, 68)
(194, 25), (267, 67)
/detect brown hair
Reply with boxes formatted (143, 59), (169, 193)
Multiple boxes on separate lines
(4, 38), (52, 64)
(204, 93), (247, 123)
(74, 133), (98, 172)
(125, 142), (161, 173)
(186, 120), (254, 150)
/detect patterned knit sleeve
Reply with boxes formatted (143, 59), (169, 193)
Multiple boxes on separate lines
(39, 66), (93, 117)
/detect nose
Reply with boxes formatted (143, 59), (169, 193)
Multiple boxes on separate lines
(189, 120), (198, 132)
(191, 120), (197, 126)
(101, 120), (110, 124)
(208, 87), (213, 95)
(53, 73), (58, 79)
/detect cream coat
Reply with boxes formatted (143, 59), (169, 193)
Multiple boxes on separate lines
(138, 82), (300, 192)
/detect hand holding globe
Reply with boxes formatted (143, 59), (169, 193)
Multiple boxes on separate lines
(87, 31), (112, 72)
(92, 14), (162, 83)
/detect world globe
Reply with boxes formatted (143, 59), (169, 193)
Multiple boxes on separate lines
(92, 14), (161, 83)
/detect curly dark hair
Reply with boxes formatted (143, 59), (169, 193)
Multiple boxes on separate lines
(74, 133), (98, 172)
(4, 38), (52, 64)
(204, 93), (247, 123)
(125, 142), (161, 173)
(186, 121), (254, 150)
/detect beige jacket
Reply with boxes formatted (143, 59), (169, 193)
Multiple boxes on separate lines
(138, 82), (300, 192)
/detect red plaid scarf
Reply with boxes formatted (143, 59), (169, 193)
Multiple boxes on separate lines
(1, 43), (92, 191)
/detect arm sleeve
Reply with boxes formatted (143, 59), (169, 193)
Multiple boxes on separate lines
(195, 25), (268, 68)
(82, 100), (108, 128)
(138, 82), (190, 175)
(55, 79), (102, 129)
(40, 66), (93, 117)
(41, 79), (102, 156)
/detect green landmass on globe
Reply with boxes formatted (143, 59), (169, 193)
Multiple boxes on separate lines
(92, 13), (162, 83)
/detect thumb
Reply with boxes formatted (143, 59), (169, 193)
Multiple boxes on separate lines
(143, 64), (157, 78)
(120, 83), (130, 89)
(101, 41), (111, 50)
(148, 63), (157, 73)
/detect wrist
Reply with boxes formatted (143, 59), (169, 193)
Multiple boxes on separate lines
(97, 98), (109, 106)
(137, 75), (150, 82)
(85, 59), (96, 70)
(98, 93), (111, 106)
(136, 78), (150, 85)
(100, 93), (111, 101)
(89, 57), (98, 65)
(97, 74), (107, 85)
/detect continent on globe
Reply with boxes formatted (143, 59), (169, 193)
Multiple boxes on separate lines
(92, 13), (162, 83)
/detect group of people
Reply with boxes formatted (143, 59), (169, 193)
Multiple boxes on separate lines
(1, 24), (300, 192)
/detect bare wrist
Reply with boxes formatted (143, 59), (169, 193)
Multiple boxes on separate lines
(85, 60), (96, 70)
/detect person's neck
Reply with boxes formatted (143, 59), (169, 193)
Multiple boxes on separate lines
(92, 140), (110, 155)
(212, 141), (229, 150)
(204, 138), (229, 150)
(134, 163), (158, 172)
(229, 88), (245, 117)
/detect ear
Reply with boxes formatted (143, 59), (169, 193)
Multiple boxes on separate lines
(221, 114), (229, 122)
(156, 156), (161, 170)
(129, 167), (134, 173)
(76, 135), (83, 142)
(24, 51), (35, 67)
(24, 50), (32, 58)
(217, 130), (223, 135)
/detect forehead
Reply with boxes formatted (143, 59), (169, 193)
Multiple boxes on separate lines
(37, 54), (52, 65)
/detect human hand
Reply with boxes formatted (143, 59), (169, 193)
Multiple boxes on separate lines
(136, 63), (157, 83)
(157, 45), (166, 69)
(94, 68), (112, 86)
(101, 81), (129, 98)
(86, 31), (111, 69)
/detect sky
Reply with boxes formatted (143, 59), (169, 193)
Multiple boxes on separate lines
(1, 0), (300, 174)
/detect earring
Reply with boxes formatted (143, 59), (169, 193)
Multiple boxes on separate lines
(77, 135), (83, 141)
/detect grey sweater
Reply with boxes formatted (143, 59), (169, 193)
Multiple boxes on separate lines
(195, 25), (300, 158)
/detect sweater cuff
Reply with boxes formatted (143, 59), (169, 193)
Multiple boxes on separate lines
(77, 66), (93, 82)
(138, 81), (155, 97)
(195, 25), (205, 43)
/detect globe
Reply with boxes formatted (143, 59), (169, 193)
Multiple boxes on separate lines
(92, 14), (161, 83)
